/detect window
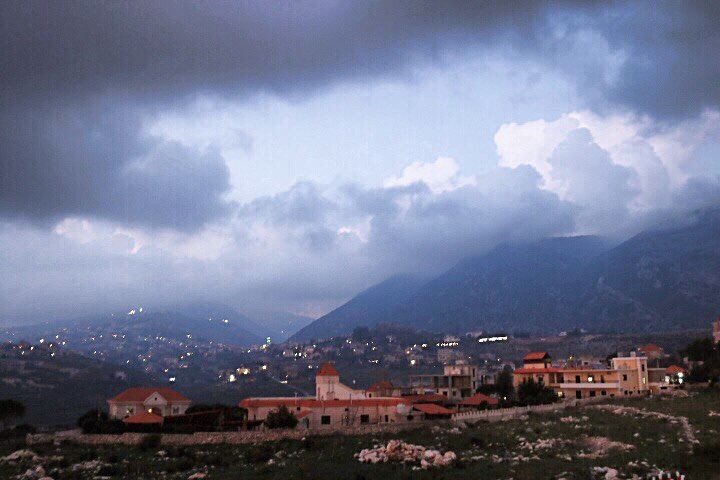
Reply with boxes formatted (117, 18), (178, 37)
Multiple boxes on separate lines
(587, 376), (594, 383)
(641, 364), (645, 372)
(601, 390), (606, 396)
(575, 391), (582, 399)
(171, 406), (179, 415)
(622, 374), (628, 381)
(589, 390), (596, 397)
(384, 415), (389, 422)
(575, 375), (581, 383)
(321, 415), (331, 425)
(296, 406), (301, 411)
(407, 415), (414, 421)
(360, 414), (370, 424)
(600, 375), (605, 383)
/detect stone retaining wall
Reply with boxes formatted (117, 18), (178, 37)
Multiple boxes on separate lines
(27, 422), (428, 446)
(452, 397), (606, 423)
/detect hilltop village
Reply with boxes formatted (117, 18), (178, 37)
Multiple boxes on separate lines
(0, 317), (718, 480)
(2, 317), (718, 429)
(76, 316), (717, 433)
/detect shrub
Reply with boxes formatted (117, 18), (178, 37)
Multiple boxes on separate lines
(265, 405), (298, 429)
(517, 379), (558, 406)
(0, 423), (36, 440)
(77, 409), (124, 434)
(139, 434), (162, 450)
(246, 445), (273, 463)
(0, 399), (25, 430)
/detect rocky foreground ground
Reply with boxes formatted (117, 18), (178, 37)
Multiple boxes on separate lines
(1, 392), (718, 479)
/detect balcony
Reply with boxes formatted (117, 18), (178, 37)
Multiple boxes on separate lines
(560, 382), (619, 389)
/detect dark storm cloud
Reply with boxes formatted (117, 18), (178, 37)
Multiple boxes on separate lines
(1, 1), (719, 227)
(0, 1), (551, 101)
(597, 2), (720, 119)
(0, 100), (232, 229)
(2, 2), (718, 114)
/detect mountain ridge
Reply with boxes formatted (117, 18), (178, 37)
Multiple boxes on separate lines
(291, 209), (720, 340)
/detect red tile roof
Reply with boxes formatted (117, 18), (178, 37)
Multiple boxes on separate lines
(316, 362), (340, 377)
(665, 365), (686, 374)
(459, 393), (499, 406)
(639, 344), (662, 352)
(122, 412), (164, 424)
(402, 393), (447, 404)
(239, 397), (410, 408)
(367, 380), (394, 392)
(108, 387), (190, 403)
(412, 403), (455, 415)
(523, 352), (550, 361)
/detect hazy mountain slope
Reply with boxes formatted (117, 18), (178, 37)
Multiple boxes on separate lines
(289, 274), (428, 342)
(291, 208), (720, 339)
(390, 236), (611, 333)
(246, 310), (315, 342)
(575, 208), (720, 332)
(176, 303), (268, 344)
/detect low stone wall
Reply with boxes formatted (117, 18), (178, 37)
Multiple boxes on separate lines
(452, 397), (606, 423)
(26, 422), (428, 446)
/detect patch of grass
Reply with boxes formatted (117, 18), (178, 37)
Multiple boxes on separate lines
(1, 393), (718, 479)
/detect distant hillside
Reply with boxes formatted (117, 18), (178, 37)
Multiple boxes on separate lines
(2, 307), (266, 348)
(0, 343), (153, 426)
(245, 310), (315, 342)
(290, 274), (428, 342)
(293, 208), (720, 339)
(175, 303), (268, 344)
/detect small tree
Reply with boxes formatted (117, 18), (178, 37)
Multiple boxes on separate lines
(495, 367), (515, 402)
(77, 409), (108, 433)
(0, 399), (25, 430)
(683, 337), (717, 362)
(77, 409), (123, 434)
(517, 379), (557, 406)
(265, 405), (298, 429)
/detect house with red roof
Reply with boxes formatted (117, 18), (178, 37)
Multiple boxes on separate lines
(637, 344), (664, 361)
(366, 380), (401, 398)
(458, 392), (499, 410)
(522, 352), (552, 369)
(107, 387), (191, 421)
(513, 352), (651, 399)
(240, 362), (422, 429)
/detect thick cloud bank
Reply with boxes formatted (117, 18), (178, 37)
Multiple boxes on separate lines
(1, 1), (720, 322)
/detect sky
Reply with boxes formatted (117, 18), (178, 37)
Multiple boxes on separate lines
(1, 1), (720, 323)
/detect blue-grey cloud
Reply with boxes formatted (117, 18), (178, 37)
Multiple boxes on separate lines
(0, 100), (232, 230)
(1, 1), (718, 227)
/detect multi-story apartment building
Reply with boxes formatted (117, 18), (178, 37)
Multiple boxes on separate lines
(409, 363), (483, 401)
(513, 352), (651, 399)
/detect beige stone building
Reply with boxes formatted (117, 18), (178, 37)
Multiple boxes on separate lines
(107, 387), (191, 422)
(513, 352), (652, 399)
(409, 363), (483, 401)
(240, 363), (425, 429)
